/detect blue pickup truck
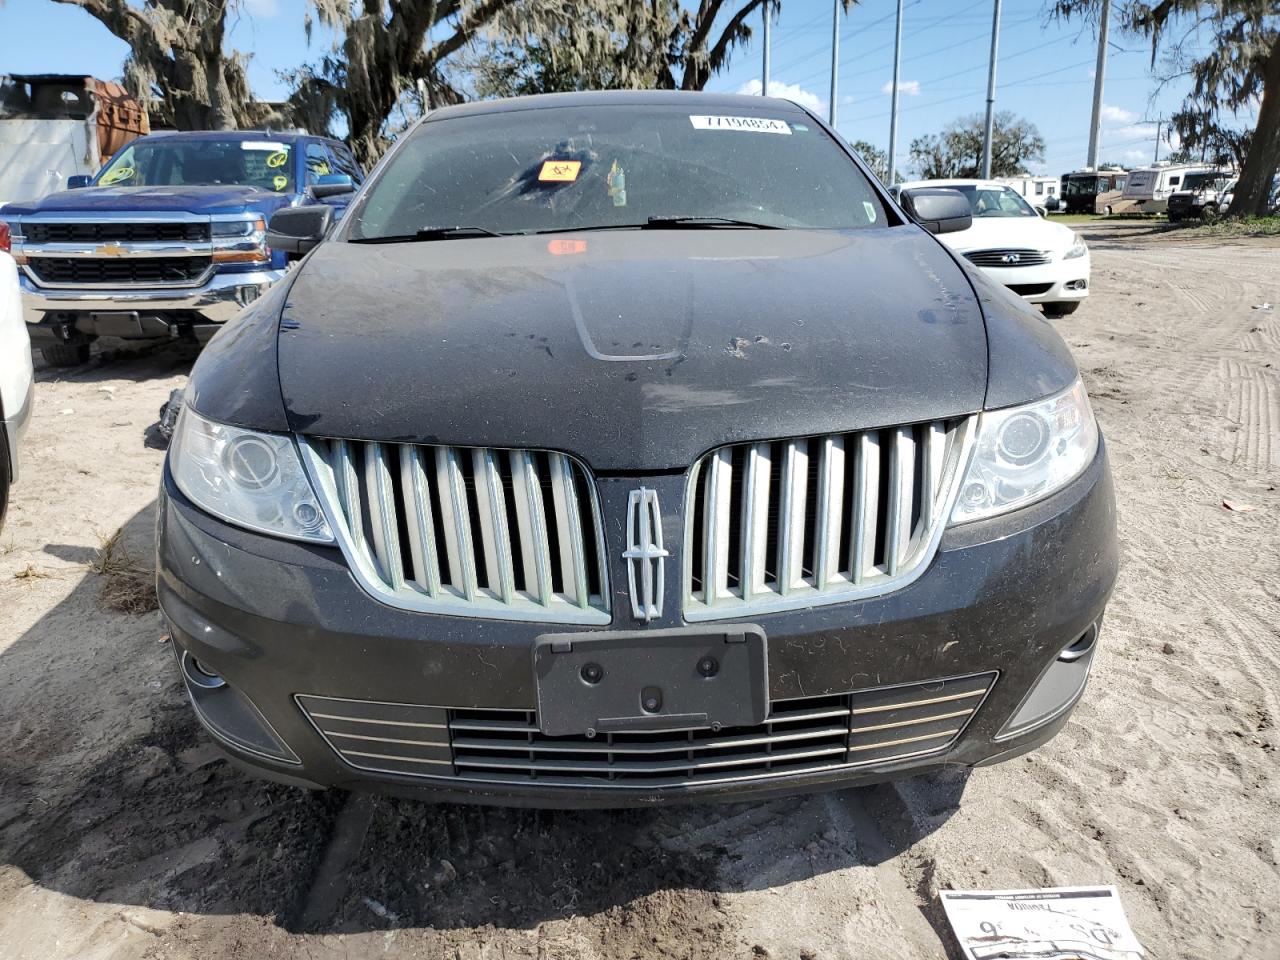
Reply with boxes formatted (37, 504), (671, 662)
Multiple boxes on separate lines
(0, 129), (362, 366)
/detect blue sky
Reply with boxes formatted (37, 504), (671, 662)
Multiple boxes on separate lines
(0, 0), (1239, 175)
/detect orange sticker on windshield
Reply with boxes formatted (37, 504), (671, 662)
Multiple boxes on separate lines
(539, 160), (581, 183)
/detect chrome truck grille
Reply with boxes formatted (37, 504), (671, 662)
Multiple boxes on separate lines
(684, 418), (975, 620)
(964, 249), (1052, 268)
(297, 673), (996, 788)
(300, 439), (610, 623)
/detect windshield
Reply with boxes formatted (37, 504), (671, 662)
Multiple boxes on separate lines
(910, 184), (1037, 218)
(1181, 172), (1223, 192)
(347, 105), (886, 240)
(94, 138), (295, 192)
(1064, 176), (1099, 197)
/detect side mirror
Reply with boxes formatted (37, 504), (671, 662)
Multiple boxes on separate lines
(266, 204), (333, 255)
(310, 173), (355, 199)
(66, 175), (92, 189)
(1034, 205), (1048, 217)
(902, 188), (973, 235)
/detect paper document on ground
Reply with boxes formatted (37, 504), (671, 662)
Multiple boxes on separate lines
(940, 886), (1144, 960)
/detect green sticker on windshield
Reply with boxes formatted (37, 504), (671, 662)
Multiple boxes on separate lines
(273, 174), (288, 191)
(100, 166), (134, 185)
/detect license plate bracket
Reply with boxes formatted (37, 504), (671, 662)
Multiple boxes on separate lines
(533, 625), (768, 737)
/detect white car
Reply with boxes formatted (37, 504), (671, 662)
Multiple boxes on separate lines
(0, 245), (35, 530)
(897, 179), (1090, 317)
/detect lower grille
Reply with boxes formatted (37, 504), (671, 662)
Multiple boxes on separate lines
(1006, 282), (1054, 296)
(965, 248), (1051, 268)
(28, 256), (212, 286)
(298, 673), (996, 789)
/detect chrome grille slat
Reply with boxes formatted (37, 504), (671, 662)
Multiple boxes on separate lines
(510, 450), (553, 605)
(296, 673), (997, 789)
(686, 418), (975, 620)
(366, 443), (404, 590)
(740, 442), (771, 602)
(436, 446), (478, 601)
(400, 445), (442, 597)
(300, 439), (609, 623)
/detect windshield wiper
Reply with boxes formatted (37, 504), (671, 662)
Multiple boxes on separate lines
(350, 225), (505, 243)
(642, 216), (782, 230)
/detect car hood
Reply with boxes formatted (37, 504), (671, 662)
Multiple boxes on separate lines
(277, 228), (988, 471)
(933, 216), (1074, 255)
(3, 185), (288, 217)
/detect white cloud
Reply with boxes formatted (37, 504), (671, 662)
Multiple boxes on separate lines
(735, 79), (824, 114)
(881, 79), (920, 96)
(1100, 103), (1137, 124)
(1121, 148), (1150, 164)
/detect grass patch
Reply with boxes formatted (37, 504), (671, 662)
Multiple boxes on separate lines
(94, 527), (159, 614)
(1162, 216), (1280, 238)
(13, 563), (52, 580)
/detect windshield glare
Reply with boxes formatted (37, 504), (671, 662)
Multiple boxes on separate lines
(348, 105), (886, 240)
(95, 139), (295, 192)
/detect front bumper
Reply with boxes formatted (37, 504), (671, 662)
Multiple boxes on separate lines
(971, 254), (1090, 305)
(21, 267), (283, 341)
(157, 437), (1118, 807)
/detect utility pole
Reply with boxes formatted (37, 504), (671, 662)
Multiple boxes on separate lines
(887, 0), (904, 184)
(829, 0), (840, 127)
(761, 1), (771, 95)
(1086, 0), (1111, 168)
(1153, 119), (1164, 164)
(981, 0), (1003, 179)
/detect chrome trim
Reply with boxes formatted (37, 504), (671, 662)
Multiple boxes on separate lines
(21, 261), (217, 290)
(299, 439), (611, 624)
(298, 673), (997, 791)
(20, 267), (282, 325)
(683, 417), (977, 621)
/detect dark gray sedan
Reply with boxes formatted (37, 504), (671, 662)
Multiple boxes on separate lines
(158, 92), (1117, 807)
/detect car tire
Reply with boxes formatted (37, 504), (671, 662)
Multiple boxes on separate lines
(1103, 204), (1113, 215)
(40, 343), (91, 367)
(1043, 302), (1080, 318)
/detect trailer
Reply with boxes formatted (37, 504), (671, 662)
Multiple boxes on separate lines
(1060, 168), (1130, 215)
(0, 74), (149, 206)
(1121, 162), (1228, 215)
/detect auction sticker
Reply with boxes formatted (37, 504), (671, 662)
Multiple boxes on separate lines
(940, 886), (1144, 960)
(539, 159), (582, 182)
(689, 115), (791, 135)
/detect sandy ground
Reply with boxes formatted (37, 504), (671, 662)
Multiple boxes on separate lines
(0, 221), (1277, 959)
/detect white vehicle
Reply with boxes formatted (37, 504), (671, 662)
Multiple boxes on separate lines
(896, 179), (1090, 317)
(0, 243), (35, 530)
(1121, 163), (1228, 214)
(996, 174), (1060, 208)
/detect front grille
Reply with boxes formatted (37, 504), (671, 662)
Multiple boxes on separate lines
(684, 419), (974, 620)
(24, 221), (210, 243)
(1006, 282), (1054, 296)
(300, 439), (610, 623)
(27, 256), (212, 286)
(964, 248), (1052, 268)
(297, 673), (996, 789)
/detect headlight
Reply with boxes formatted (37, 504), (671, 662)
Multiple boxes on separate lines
(169, 406), (333, 542)
(950, 378), (1098, 525)
(1063, 233), (1087, 259)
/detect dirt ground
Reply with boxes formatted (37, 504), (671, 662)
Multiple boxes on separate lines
(1, 220), (1277, 959)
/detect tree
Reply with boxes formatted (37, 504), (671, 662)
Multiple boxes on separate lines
(470, 1), (859, 100)
(847, 139), (890, 182)
(1054, 1), (1279, 218)
(294, 0), (519, 166)
(49, 0), (265, 129)
(908, 112), (1045, 179)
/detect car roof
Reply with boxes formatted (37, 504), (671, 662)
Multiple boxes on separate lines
(140, 130), (311, 142)
(423, 90), (815, 123)
(897, 179), (1011, 191)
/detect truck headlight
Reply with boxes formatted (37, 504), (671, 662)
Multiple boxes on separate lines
(212, 217), (269, 263)
(1063, 234), (1087, 259)
(169, 406), (333, 542)
(950, 378), (1098, 525)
